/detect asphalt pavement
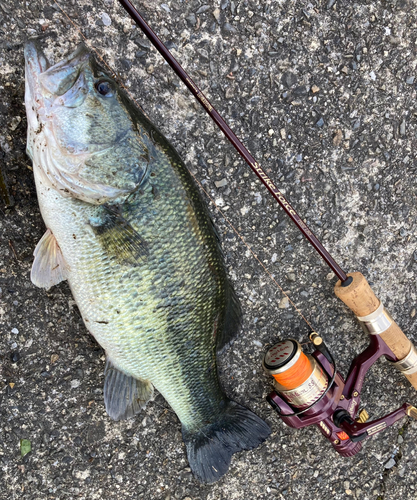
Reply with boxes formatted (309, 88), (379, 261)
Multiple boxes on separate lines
(1, 1), (417, 499)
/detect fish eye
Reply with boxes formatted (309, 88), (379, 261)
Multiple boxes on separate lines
(95, 80), (113, 97)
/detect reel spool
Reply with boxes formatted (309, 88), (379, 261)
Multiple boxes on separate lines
(263, 339), (328, 410)
(263, 335), (417, 457)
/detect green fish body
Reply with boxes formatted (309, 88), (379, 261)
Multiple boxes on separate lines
(24, 41), (270, 483)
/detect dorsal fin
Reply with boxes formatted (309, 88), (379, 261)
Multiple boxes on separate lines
(216, 281), (243, 353)
(31, 229), (69, 290)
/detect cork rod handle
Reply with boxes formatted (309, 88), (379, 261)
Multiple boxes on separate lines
(334, 272), (417, 390)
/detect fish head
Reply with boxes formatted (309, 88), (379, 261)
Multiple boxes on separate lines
(25, 41), (148, 204)
(25, 40), (133, 154)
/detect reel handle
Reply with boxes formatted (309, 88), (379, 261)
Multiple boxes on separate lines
(334, 272), (417, 390)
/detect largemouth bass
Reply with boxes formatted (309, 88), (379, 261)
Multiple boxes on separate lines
(24, 40), (270, 483)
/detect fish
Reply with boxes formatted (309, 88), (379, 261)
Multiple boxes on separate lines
(24, 40), (270, 484)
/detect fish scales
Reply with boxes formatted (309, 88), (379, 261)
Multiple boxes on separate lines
(25, 41), (270, 483)
(36, 153), (224, 427)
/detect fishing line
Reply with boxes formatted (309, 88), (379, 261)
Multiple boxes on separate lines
(53, 1), (315, 332)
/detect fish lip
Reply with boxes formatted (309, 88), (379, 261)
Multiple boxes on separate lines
(24, 39), (50, 78)
(24, 40), (94, 140)
(24, 39), (51, 132)
(39, 43), (91, 96)
(24, 41), (92, 107)
(24, 40), (92, 83)
(24, 39), (50, 106)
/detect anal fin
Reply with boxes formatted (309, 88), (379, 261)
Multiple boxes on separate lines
(31, 229), (69, 290)
(104, 358), (154, 421)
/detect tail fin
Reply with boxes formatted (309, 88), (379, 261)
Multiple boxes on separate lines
(182, 400), (270, 484)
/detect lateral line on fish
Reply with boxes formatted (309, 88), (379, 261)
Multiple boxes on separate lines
(52, 1), (314, 333)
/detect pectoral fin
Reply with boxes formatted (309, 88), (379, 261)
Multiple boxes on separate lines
(104, 358), (154, 421)
(90, 205), (148, 265)
(31, 229), (69, 289)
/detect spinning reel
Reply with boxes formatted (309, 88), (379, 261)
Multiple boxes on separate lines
(264, 333), (417, 457)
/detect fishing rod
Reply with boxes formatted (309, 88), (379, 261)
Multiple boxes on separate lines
(116, 0), (417, 396)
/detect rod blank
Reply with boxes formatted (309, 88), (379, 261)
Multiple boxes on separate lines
(116, 0), (348, 282)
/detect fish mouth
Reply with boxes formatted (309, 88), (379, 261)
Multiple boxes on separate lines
(24, 40), (92, 122)
(24, 39), (50, 81)
(24, 40), (50, 129)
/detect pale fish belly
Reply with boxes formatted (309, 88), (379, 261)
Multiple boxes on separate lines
(33, 165), (225, 428)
